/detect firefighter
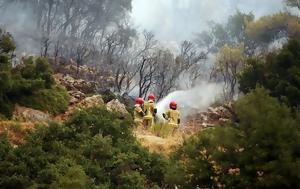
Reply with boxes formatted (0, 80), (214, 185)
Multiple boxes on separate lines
(143, 94), (157, 129)
(134, 97), (145, 128)
(163, 101), (180, 135)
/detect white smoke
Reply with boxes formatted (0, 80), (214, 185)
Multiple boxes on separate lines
(0, 3), (41, 54)
(131, 0), (285, 43)
(156, 82), (223, 121)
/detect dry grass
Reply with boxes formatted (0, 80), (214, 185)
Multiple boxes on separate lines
(0, 121), (37, 146)
(134, 122), (185, 156)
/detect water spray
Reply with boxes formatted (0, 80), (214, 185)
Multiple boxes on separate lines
(156, 82), (223, 121)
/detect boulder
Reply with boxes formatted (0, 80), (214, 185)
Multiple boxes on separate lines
(51, 60), (115, 93)
(13, 105), (51, 122)
(74, 95), (105, 110)
(106, 99), (129, 115)
(55, 95), (105, 121)
(68, 90), (86, 105)
(54, 74), (97, 94)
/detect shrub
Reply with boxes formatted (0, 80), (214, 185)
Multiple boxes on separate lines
(65, 107), (133, 142)
(0, 96), (14, 118)
(0, 29), (69, 117)
(19, 86), (70, 115)
(101, 90), (117, 103)
(0, 107), (169, 188)
(169, 87), (300, 189)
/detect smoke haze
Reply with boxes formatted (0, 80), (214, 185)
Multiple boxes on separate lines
(131, 0), (285, 42)
(0, 3), (40, 54)
(0, 0), (286, 53)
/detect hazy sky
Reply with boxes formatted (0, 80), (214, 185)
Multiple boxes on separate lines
(131, 0), (285, 42)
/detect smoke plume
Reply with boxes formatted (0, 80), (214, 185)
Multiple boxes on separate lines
(156, 82), (223, 121)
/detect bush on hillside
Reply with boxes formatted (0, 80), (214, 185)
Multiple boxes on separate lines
(0, 29), (69, 117)
(19, 86), (70, 115)
(0, 107), (169, 188)
(168, 87), (300, 189)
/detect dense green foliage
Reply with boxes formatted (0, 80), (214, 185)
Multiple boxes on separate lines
(101, 90), (118, 104)
(239, 39), (300, 108)
(0, 30), (69, 118)
(18, 87), (70, 115)
(168, 87), (300, 188)
(0, 107), (168, 188)
(0, 30), (16, 118)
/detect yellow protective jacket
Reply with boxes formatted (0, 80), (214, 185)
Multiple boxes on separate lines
(164, 109), (180, 127)
(143, 100), (156, 120)
(134, 104), (144, 124)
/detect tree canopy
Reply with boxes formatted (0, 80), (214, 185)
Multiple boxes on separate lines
(246, 12), (300, 49)
(239, 39), (300, 108)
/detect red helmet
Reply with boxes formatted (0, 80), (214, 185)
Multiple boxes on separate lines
(135, 97), (144, 105)
(148, 94), (155, 100)
(169, 101), (177, 109)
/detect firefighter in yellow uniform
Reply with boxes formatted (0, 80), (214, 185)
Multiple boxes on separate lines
(134, 97), (145, 128)
(163, 101), (180, 136)
(143, 94), (157, 129)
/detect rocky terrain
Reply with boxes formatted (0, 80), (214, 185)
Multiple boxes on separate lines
(0, 60), (129, 145)
(54, 73), (98, 94)
(13, 105), (52, 123)
(2, 60), (236, 154)
(181, 103), (235, 134)
(55, 74), (128, 118)
(50, 61), (130, 121)
(50, 58), (114, 93)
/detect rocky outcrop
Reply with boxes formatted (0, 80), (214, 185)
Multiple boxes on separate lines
(106, 99), (129, 115)
(56, 95), (105, 121)
(54, 74), (97, 94)
(182, 103), (235, 134)
(53, 67), (130, 120)
(74, 95), (105, 110)
(68, 90), (86, 105)
(12, 105), (51, 122)
(51, 61), (130, 120)
(50, 58), (114, 92)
